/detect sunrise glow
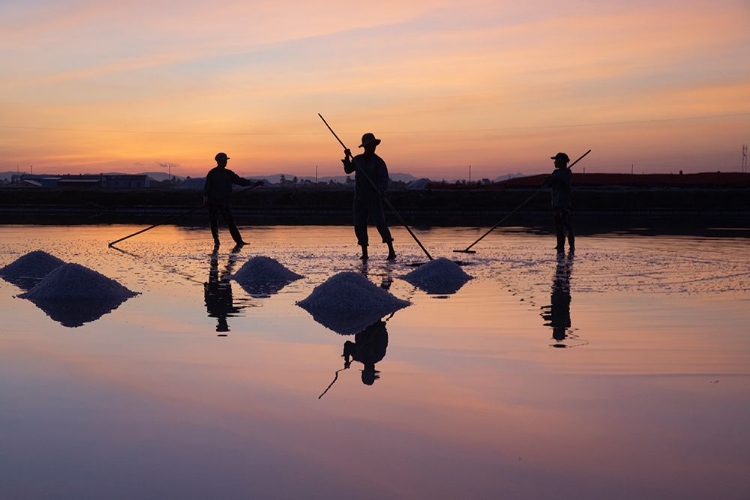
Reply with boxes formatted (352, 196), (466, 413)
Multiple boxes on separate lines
(1, 0), (748, 179)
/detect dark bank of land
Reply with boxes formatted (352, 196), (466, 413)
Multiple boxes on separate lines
(1, 172), (749, 234)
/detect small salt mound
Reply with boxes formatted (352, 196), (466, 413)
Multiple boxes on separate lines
(232, 256), (303, 298)
(0, 250), (66, 290)
(297, 271), (410, 335)
(18, 263), (139, 328)
(400, 257), (472, 295)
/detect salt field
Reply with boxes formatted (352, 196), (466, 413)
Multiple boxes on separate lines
(1, 223), (749, 499)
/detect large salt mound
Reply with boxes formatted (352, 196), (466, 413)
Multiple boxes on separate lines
(20, 263), (138, 301)
(232, 256), (303, 297)
(0, 250), (66, 290)
(18, 263), (139, 327)
(400, 257), (473, 295)
(297, 271), (410, 335)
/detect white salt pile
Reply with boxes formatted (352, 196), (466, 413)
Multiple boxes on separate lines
(20, 263), (138, 301)
(232, 256), (303, 297)
(297, 271), (410, 335)
(0, 250), (66, 289)
(400, 257), (473, 295)
(18, 263), (139, 328)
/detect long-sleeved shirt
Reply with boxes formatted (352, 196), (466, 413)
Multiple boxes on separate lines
(203, 167), (254, 205)
(546, 167), (572, 209)
(343, 152), (389, 200)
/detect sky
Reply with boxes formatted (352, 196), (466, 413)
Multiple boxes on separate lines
(1, 0), (749, 180)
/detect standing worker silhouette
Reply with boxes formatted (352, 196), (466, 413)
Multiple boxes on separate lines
(203, 152), (263, 248)
(341, 133), (396, 260)
(544, 152), (575, 253)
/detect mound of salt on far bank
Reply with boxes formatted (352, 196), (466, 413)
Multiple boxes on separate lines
(401, 257), (472, 295)
(297, 271), (410, 335)
(18, 263), (139, 328)
(0, 250), (66, 288)
(232, 256), (303, 297)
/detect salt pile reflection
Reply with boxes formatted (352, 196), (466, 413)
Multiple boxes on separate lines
(18, 262), (139, 328)
(297, 271), (409, 335)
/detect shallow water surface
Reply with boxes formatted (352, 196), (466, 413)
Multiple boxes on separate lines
(1, 224), (749, 499)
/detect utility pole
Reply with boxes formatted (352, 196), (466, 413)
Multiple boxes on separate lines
(742, 144), (747, 173)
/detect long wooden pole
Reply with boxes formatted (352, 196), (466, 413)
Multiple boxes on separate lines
(107, 184), (260, 247)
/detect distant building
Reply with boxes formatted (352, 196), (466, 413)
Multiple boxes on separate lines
(57, 175), (103, 189)
(11, 174), (61, 188)
(10, 173), (150, 189)
(100, 174), (150, 189)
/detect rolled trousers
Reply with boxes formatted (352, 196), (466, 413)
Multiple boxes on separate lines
(353, 196), (393, 246)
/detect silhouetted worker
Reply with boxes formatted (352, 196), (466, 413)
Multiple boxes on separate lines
(342, 133), (396, 260)
(343, 319), (389, 385)
(204, 246), (245, 333)
(544, 152), (575, 253)
(203, 152), (263, 247)
(541, 252), (573, 344)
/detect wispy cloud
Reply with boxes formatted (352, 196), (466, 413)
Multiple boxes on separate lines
(1, 0), (748, 176)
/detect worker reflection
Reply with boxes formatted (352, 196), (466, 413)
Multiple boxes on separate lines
(204, 245), (245, 334)
(360, 260), (394, 292)
(343, 319), (389, 385)
(540, 252), (573, 344)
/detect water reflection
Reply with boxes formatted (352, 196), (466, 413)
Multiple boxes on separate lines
(319, 317), (391, 398)
(540, 252), (573, 347)
(15, 261), (138, 328)
(360, 260), (394, 292)
(344, 318), (389, 385)
(23, 296), (133, 328)
(204, 245), (246, 334)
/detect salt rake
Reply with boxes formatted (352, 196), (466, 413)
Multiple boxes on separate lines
(453, 149), (591, 254)
(107, 184), (261, 247)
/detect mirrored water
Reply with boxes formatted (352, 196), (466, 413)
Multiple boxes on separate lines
(1, 224), (749, 499)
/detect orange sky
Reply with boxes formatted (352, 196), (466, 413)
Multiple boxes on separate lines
(1, 1), (749, 180)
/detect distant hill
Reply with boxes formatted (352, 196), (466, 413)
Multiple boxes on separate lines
(135, 171), (187, 182)
(493, 173), (527, 183)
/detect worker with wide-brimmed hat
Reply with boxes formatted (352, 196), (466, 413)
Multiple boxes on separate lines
(341, 133), (396, 260)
